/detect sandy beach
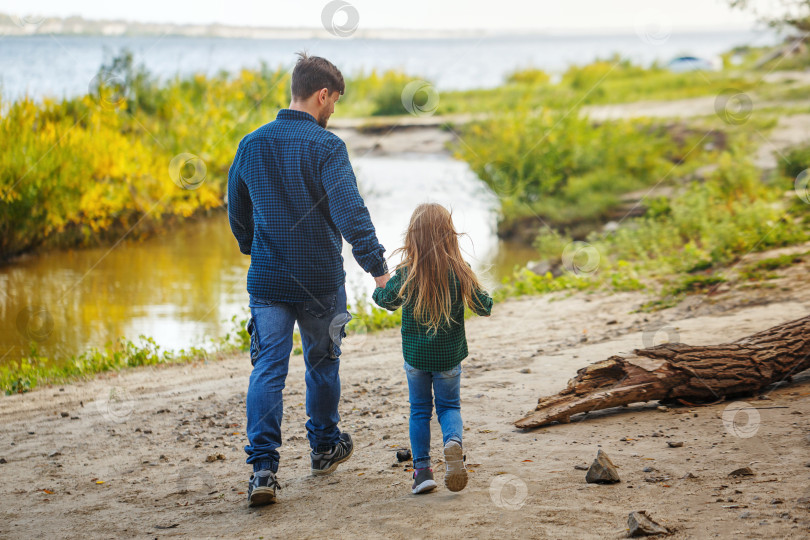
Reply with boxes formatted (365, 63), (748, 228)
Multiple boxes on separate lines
(2, 242), (809, 539)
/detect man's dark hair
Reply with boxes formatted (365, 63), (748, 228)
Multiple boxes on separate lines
(291, 52), (345, 100)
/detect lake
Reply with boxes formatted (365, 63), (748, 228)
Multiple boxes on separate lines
(0, 30), (777, 101)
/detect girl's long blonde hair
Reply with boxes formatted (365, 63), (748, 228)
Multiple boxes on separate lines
(391, 203), (486, 334)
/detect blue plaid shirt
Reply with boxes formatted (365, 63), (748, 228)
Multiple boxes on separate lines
(227, 108), (387, 302)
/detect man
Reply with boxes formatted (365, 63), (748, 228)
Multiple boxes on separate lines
(227, 52), (390, 508)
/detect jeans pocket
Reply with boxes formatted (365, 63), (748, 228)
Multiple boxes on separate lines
(328, 311), (352, 359)
(303, 292), (337, 319)
(246, 316), (260, 366)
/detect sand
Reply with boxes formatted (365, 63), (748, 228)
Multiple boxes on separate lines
(1, 242), (810, 539)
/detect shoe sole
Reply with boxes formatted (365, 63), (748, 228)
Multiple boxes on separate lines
(311, 444), (354, 477)
(248, 486), (277, 507)
(412, 479), (438, 495)
(444, 443), (468, 492)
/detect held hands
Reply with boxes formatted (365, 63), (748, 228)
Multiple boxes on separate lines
(374, 272), (390, 289)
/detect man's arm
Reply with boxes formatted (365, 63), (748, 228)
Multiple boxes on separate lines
(321, 140), (387, 277)
(227, 142), (254, 255)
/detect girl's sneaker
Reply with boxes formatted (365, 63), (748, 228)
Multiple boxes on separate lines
(412, 467), (437, 494)
(443, 440), (468, 492)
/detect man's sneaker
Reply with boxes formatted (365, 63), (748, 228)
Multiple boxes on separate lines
(311, 432), (354, 476)
(412, 467), (437, 494)
(443, 440), (468, 492)
(247, 469), (280, 507)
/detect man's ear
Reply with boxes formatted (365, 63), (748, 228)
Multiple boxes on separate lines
(318, 88), (329, 104)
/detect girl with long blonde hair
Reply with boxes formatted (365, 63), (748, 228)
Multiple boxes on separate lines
(373, 203), (493, 495)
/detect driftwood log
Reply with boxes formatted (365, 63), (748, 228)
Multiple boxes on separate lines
(515, 315), (810, 429)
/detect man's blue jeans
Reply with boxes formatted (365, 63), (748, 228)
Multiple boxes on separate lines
(404, 362), (463, 470)
(244, 285), (351, 473)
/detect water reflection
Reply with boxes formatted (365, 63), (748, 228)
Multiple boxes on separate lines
(0, 154), (535, 365)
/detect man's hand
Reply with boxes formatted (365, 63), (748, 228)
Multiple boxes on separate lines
(374, 273), (390, 289)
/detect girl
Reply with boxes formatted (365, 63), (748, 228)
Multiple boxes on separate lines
(373, 203), (493, 495)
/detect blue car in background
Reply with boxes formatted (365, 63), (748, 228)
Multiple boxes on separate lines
(667, 56), (721, 72)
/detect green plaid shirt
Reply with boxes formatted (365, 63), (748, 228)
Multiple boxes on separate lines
(372, 265), (493, 372)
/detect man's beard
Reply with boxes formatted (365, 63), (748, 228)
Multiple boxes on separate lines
(317, 109), (330, 128)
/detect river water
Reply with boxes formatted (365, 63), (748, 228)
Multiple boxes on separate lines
(0, 153), (536, 365)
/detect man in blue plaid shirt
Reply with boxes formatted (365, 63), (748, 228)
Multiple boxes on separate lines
(228, 53), (390, 507)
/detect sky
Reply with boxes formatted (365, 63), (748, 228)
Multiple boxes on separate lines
(0, 0), (786, 32)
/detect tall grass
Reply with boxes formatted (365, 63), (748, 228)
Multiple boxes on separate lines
(455, 104), (714, 231)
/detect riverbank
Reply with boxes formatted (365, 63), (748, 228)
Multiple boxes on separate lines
(2, 242), (809, 539)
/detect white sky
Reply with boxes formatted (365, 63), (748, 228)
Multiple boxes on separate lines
(0, 0), (785, 31)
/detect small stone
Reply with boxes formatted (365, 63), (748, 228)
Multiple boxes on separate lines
(396, 449), (412, 462)
(574, 464), (588, 471)
(382, 434), (390, 440)
(585, 449), (620, 484)
(656, 406), (669, 412)
(60, 412), (69, 418)
(728, 467), (754, 477)
(627, 510), (668, 537)
(519, 368), (531, 374)
(642, 467), (655, 473)
(681, 472), (697, 479)
(771, 498), (783, 505)
(667, 441), (684, 448)
(739, 511), (751, 519)
(0, 458), (6, 464)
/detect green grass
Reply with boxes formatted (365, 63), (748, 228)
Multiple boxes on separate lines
(0, 297), (402, 395)
(738, 252), (806, 281)
(487, 146), (809, 305)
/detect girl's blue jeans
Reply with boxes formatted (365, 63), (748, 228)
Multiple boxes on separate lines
(404, 362), (463, 469)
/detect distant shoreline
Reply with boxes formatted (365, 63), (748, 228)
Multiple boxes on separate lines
(0, 13), (761, 40)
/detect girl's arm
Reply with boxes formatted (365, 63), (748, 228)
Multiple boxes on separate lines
(471, 287), (493, 317)
(372, 268), (404, 311)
